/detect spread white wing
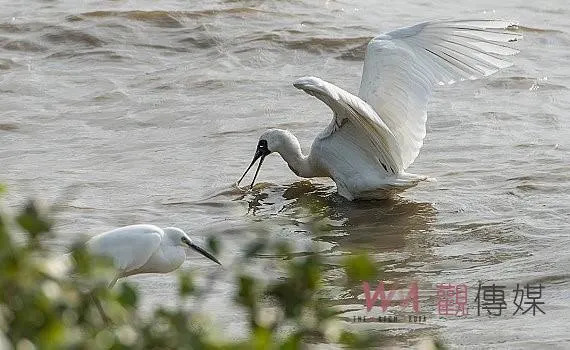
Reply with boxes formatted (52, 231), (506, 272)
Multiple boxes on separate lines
(294, 76), (403, 173)
(359, 19), (521, 169)
(86, 224), (163, 274)
(295, 20), (520, 173)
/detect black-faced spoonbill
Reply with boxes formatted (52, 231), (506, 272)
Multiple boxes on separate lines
(238, 20), (521, 200)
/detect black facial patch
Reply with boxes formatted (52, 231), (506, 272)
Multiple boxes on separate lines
(256, 139), (271, 156)
(257, 139), (268, 150)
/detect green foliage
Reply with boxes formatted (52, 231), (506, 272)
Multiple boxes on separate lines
(0, 199), (373, 349)
(16, 200), (52, 241)
(342, 254), (378, 284)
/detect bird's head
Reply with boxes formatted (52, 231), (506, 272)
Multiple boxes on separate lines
(237, 129), (298, 188)
(164, 227), (221, 265)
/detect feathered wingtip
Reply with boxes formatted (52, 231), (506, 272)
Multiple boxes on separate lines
(434, 19), (523, 45)
(406, 19), (522, 81)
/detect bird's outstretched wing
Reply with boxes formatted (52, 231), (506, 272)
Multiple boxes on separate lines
(86, 224), (163, 275)
(293, 76), (403, 173)
(359, 19), (521, 169)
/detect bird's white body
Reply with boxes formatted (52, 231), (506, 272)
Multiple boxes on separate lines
(308, 125), (425, 199)
(85, 224), (219, 287)
(252, 20), (521, 200)
(261, 127), (422, 200)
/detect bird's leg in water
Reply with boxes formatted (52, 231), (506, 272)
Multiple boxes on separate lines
(91, 272), (121, 325)
(108, 272), (120, 289)
(90, 292), (111, 326)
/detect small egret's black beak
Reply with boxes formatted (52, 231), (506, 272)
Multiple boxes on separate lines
(237, 140), (271, 188)
(186, 241), (221, 265)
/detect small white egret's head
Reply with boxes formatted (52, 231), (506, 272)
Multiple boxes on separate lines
(163, 227), (221, 265)
(237, 129), (296, 188)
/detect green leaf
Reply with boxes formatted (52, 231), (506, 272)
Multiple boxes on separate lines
(118, 283), (138, 308)
(236, 275), (257, 309)
(178, 272), (195, 297)
(251, 327), (271, 350)
(16, 200), (51, 240)
(342, 254), (378, 283)
(207, 236), (220, 255)
(279, 333), (301, 350)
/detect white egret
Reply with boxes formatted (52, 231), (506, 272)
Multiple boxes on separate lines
(85, 224), (221, 287)
(238, 20), (521, 200)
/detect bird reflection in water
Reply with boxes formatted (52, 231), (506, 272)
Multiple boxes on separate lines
(241, 180), (436, 254)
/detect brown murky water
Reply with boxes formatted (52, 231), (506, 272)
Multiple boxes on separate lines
(1, 0), (569, 348)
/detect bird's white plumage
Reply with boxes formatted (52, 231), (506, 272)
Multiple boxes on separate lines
(82, 224), (220, 287)
(358, 20), (521, 170)
(86, 224), (163, 275)
(252, 19), (521, 200)
(293, 77), (402, 173)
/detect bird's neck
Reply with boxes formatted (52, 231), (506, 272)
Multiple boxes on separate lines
(158, 244), (186, 273)
(277, 136), (317, 178)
